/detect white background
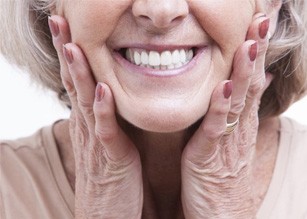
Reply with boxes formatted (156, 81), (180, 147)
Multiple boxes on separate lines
(1, 55), (306, 140)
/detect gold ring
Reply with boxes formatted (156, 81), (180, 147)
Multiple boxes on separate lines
(224, 119), (239, 135)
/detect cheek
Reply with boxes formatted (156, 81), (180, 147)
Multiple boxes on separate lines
(65, 0), (132, 46)
(190, 0), (254, 56)
(63, 1), (133, 82)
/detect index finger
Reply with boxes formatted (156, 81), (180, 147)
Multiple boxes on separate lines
(48, 15), (73, 96)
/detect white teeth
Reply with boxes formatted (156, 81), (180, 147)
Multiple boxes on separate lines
(175, 62), (183, 68)
(167, 64), (175, 69)
(187, 50), (193, 61)
(149, 51), (160, 66)
(134, 51), (141, 65)
(172, 50), (181, 64)
(179, 49), (186, 63)
(160, 51), (172, 66)
(141, 51), (149, 65)
(125, 49), (133, 63)
(125, 48), (194, 70)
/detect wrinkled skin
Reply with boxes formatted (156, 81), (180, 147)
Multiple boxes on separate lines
(49, 0), (281, 218)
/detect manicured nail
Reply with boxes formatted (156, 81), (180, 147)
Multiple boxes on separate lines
(48, 16), (59, 37)
(63, 45), (74, 64)
(259, 18), (270, 39)
(249, 42), (258, 62)
(223, 81), (233, 99)
(96, 83), (105, 102)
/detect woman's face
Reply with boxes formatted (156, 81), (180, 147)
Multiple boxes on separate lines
(61, 0), (267, 132)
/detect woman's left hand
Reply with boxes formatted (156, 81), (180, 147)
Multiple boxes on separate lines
(181, 14), (272, 218)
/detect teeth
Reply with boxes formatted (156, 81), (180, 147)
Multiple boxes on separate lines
(134, 51), (141, 65)
(179, 49), (186, 63)
(172, 50), (181, 64)
(125, 48), (194, 70)
(149, 51), (160, 66)
(141, 51), (149, 65)
(160, 51), (172, 66)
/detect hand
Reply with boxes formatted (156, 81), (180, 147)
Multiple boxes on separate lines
(181, 14), (272, 218)
(48, 16), (143, 219)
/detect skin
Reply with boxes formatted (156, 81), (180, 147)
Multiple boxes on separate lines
(49, 0), (282, 218)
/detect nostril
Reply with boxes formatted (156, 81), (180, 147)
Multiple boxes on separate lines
(139, 15), (150, 20)
(132, 0), (189, 30)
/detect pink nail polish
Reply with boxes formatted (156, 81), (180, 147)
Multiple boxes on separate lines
(96, 83), (105, 102)
(63, 45), (74, 64)
(249, 42), (258, 62)
(48, 16), (59, 37)
(223, 81), (233, 99)
(259, 18), (270, 39)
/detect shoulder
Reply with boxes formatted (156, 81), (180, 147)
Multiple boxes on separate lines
(0, 127), (49, 170)
(280, 116), (307, 134)
(0, 126), (53, 186)
(0, 124), (74, 218)
(278, 117), (307, 169)
(279, 117), (307, 156)
(0, 128), (45, 152)
(274, 117), (307, 217)
(257, 117), (307, 218)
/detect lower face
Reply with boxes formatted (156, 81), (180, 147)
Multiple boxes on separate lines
(62, 0), (258, 133)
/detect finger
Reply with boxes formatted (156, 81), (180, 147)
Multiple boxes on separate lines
(246, 13), (270, 60)
(246, 14), (270, 91)
(244, 15), (271, 113)
(49, 16), (87, 174)
(48, 16), (76, 105)
(227, 40), (257, 123)
(63, 43), (96, 131)
(92, 83), (137, 163)
(183, 81), (232, 164)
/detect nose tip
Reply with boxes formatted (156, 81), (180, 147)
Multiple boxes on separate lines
(132, 0), (189, 29)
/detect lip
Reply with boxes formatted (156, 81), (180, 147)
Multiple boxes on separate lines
(113, 45), (207, 77)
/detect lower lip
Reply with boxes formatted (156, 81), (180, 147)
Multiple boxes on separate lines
(113, 48), (207, 77)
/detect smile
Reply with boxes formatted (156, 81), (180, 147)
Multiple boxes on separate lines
(122, 48), (195, 70)
(114, 45), (206, 77)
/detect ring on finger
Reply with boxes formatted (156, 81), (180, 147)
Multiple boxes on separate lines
(224, 118), (239, 135)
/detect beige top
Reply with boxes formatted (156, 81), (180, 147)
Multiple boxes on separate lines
(0, 117), (306, 219)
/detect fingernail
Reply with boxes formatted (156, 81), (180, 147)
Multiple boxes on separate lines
(63, 45), (74, 64)
(96, 83), (105, 102)
(249, 42), (258, 62)
(48, 16), (59, 37)
(223, 81), (233, 99)
(259, 18), (270, 39)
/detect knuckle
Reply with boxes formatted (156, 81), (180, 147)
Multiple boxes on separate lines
(73, 68), (88, 82)
(210, 103), (229, 116)
(94, 104), (111, 120)
(230, 101), (246, 116)
(201, 124), (224, 143)
(249, 77), (266, 96)
(78, 98), (94, 115)
(67, 87), (77, 99)
(95, 127), (118, 145)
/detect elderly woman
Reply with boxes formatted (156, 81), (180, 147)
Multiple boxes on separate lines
(1, 0), (307, 218)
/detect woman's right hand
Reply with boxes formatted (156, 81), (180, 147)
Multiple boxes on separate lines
(48, 16), (143, 218)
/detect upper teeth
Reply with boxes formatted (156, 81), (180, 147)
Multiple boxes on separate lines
(125, 48), (194, 70)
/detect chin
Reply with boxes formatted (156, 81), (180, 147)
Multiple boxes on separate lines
(118, 103), (207, 133)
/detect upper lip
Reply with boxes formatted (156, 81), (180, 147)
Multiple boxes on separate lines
(113, 43), (207, 53)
